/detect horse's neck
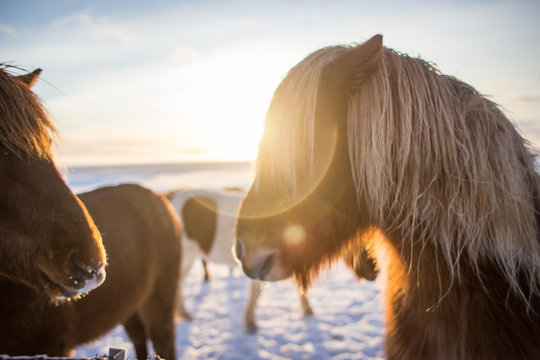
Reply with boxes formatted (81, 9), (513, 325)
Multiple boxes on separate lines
(381, 237), (468, 358)
(0, 278), (48, 324)
(0, 278), (72, 354)
(382, 224), (540, 356)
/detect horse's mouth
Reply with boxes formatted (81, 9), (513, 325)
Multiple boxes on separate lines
(35, 258), (107, 300)
(38, 270), (77, 300)
(37, 269), (80, 300)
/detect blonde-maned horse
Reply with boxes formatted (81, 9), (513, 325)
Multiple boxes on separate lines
(235, 35), (540, 359)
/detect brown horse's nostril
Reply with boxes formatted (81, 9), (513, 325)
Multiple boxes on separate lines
(69, 254), (95, 281)
(242, 262), (258, 280)
(243, 252), (277, 280)
(259, 253), (276, 279)
(66, 253), (106, 294)
(234, 240), (244, 262)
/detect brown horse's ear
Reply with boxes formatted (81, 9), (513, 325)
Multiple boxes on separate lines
(324, 34), (384, 91)
(16, 68), (42, 88)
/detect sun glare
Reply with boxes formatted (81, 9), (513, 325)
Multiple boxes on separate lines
(172, 47), (284, 162)
(49, 41), (294, 166)
(283, 224), (306, 247)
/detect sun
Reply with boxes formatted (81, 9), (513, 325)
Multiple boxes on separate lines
(170, 46), (288, 162)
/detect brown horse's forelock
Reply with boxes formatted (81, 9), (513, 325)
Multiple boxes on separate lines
(0, 67), (56, 160)
(255, 44), (540, 303)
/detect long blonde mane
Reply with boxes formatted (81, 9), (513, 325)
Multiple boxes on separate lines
(257, 43), (540, 301)
(256, 46), (348, 198)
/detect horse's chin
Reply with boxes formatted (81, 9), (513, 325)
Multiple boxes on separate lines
(256, 252), (293, 281)
(263, 263), (292, 282)
(239, 244), (293, 281)
(37, 269), (75, 300)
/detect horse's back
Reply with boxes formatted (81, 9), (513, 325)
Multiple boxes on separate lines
(72, 184), (181, 344)
(79, 184), (180, 264)
(81, 183), (180, 234)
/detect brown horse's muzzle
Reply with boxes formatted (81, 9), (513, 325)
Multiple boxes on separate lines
(36, 212), (107, 300)
(37, 262), (106, 300)
(36, 246), (107, 300)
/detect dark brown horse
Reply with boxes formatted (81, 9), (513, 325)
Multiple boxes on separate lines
(1, 184), (181, 359)
(235, 35), (540, 359)
(0, 67), (106, 302)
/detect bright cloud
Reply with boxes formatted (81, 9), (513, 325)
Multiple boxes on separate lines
(0, 23), (16, 37)
(76, 14), (134, 45)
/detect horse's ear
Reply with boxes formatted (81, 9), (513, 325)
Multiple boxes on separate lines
(324, 34), (384, 91)
(16, 68), (42, 88)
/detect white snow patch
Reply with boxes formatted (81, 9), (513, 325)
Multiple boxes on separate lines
(76, 262), (386, 359)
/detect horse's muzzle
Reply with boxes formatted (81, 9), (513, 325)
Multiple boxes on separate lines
(235, 239), (288, 281)
(37, 255), (107, 300)
(65, 254), (107, 296)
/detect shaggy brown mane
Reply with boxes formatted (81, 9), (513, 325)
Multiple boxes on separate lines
(0, 66), (56, 159)
(348, 48), (540, 303)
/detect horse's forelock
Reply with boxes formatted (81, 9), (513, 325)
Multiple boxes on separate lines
(347, 49), (540, 301)
(255, 46), (348, 200)
(0, 67), (56, 160)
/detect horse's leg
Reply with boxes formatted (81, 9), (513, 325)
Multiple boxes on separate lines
(297, 287), (313, 316)
(177, 239), (202, 321)
(144, 268), (178, 360)
(177, 257), (195, 321)
(244, 279), (262, 333)
(202, 259), (211, 281)
(177, 272), (193, 321)
(123, 313), (148, 360)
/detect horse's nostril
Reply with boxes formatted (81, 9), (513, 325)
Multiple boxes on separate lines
(259, 253), (276, 279)
(242, 263), (256, 279)
(69, 254), (95, 280)
(234, 240), (244, 262)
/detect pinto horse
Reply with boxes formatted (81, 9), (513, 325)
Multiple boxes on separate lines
(2, 184), (181, 359)
(170, 188), (318, 332)
(235, 35), (540, 359)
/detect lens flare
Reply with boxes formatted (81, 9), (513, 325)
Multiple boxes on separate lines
(283, 224), (306, 247)
(175, 189), (244, 218)
(239, 123), (339, 220)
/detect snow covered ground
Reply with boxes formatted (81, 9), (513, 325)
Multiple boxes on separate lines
(66, 162), (387, 359)
(75, 262), (386, 359)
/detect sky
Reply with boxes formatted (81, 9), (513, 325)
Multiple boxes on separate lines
(1, 0), (539, 166)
